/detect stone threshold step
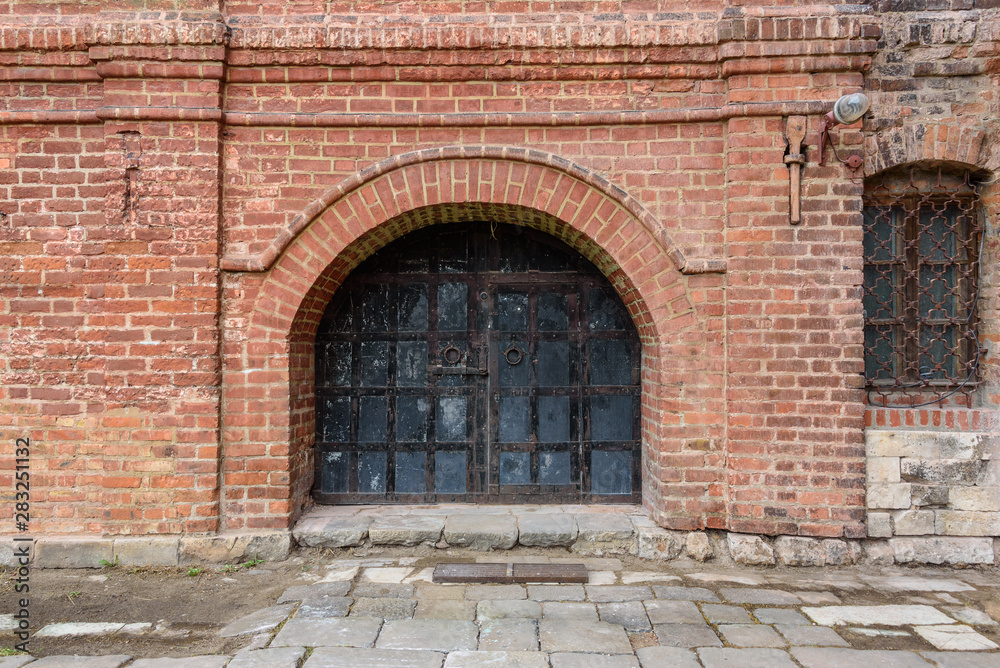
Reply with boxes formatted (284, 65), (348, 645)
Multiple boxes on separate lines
(292, 509), (649, 554)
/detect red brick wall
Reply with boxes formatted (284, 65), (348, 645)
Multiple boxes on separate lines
(724, 109), (868, 538)
(1, 3), (997, 540)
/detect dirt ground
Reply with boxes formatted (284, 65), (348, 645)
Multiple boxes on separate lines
(1, 554), (309, 657)
(3, 545), (999, 658)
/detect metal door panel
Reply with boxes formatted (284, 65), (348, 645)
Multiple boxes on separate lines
(314, 223), (641, 504)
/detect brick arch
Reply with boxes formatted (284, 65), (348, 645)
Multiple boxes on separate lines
(221, 146), (723, 275)
(863, 123), (992, 177)
(222, 155), (726, 533)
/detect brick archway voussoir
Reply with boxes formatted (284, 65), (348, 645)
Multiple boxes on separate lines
(247, 150), (720, 340)
(224, 146), (725, 276)
(864, 123), (991, 177)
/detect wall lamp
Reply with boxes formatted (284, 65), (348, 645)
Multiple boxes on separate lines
(818, 92), (870, 168)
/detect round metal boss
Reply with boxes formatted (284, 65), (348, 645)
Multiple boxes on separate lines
(503, 346), (524, 365)
(442, 345), (462, 364)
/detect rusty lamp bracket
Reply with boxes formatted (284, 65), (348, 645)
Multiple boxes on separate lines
(784, 116), (807, 225)
(818, 93), (870, 169)
(819, 112), (865, 170)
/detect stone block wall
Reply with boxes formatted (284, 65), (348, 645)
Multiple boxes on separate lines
(867, 430), (999, 537)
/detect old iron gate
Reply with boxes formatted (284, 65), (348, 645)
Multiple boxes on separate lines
(314, 223), (641, 504)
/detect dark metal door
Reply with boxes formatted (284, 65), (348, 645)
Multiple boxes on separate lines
(314, 223), (641, 504)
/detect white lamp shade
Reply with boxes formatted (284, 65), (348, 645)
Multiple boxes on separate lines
(832, 93), (870, 125)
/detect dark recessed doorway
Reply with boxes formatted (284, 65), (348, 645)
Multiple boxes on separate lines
(314, 223), (641, 504)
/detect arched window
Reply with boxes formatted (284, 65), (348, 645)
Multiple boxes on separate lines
(862, 167), (984, 406)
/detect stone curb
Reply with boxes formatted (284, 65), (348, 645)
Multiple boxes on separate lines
(3, 531), (292, 569)
(3, 526), (997, 569)
(290, 514), (998, 569)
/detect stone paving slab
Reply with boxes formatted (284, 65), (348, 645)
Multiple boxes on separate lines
(685, 572), (766, 586)
(303, 647), (445, 668)
(542, 601), (598, 621)
(361, 567), (413, 583)
(271, 617), (383, 648)
(942, 607), (997, 626)
(479, 619), (539, 650)
(375, 619), (479, 651)
(0, 659), (34, 668)
(652, 585), (719, 602)
(318, 565), (360, 583)
(914, 625), (999, 651)
(402, 567), (435, 584)
(478, 599), (542, 620)
(27, 659), (132, 668)
(467, 584), (527, 601)
(803, 605), (957, 626)
(753, 608), (811, 625)
(865, 577), (975, 593)
(278, 582), (351, 603)
(920, 652), (1000, 667)
(416, 583), (466, 600)
(775, 623), (850, 647)
(599, 601), (652, 631)
(720, 588), (800, 605)
(297, 596), (352, 618)
(718, 624), (786, 648)
(227, 647), (306, 668)
(847, 627), (912, 638)
(621, 572), (682, 585)
(586, 585), (652, 602)
(653, 623), (723, 647)
(644, 600), (705, 625)
(701, 604), (752, 624)
(779, 574), (866, 592)
(528, 585), (585, 601)
(415, 599), (477, 619)
(588, 571), (618, 585)
(349, 597), (416, 619)
(129, 658), (229, 668)
(634, 646), (702, 668)
(796, 592), (842, 605)
(35, 623), (127, 637)
(352, 582), (415, 599)
(550, 653), (640, 668)
(571, 557), (624, 571)
(218, 604), (297, 637)
(791, 647), (934, 667)
(697, 648), (798, 668)
(443, 651), (550, 668)
(538, 620), (633, 653)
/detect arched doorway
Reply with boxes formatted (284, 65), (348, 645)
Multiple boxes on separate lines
(313, 222), (642, 504)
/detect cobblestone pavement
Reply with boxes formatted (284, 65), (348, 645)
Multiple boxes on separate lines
(11, 554), (1000, 668)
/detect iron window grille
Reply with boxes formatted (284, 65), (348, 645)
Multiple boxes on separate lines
(862, 167), (984, 407)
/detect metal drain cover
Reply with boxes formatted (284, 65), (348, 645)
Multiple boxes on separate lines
(432, 562), (587, 584)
